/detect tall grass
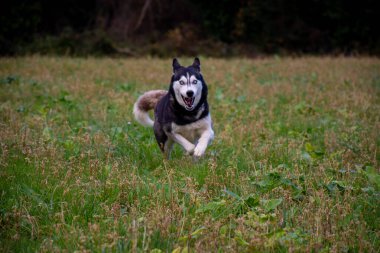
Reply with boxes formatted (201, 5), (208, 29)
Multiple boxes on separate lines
(0, 56), (379, 252)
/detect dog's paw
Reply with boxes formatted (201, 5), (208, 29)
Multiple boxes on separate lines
(193, 145), (206, 158)
(185, 144), (195, 156)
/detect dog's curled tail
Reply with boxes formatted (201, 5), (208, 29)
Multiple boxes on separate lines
(133, 90), (167, 127)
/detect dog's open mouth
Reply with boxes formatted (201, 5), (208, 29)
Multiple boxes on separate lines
(181, 95), (195, 108)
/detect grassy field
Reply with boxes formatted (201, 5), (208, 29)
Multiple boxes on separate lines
(0, 56), (379, 252)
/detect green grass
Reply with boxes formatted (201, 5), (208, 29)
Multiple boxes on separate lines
(0, 56), (379, 252)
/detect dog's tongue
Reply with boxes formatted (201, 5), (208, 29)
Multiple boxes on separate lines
(184, 97), (194, 107)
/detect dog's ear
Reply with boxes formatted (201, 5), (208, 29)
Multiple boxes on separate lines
(172, 58), (181, 74)
(192, 57), (201, 72)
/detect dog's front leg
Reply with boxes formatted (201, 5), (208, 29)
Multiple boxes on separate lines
(193, 129), (214, 157)
(169, 133), (195, 155)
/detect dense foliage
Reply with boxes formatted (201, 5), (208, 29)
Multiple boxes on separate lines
(1, 0), (379, 55)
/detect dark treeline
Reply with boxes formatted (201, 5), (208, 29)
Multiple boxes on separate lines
(1, 0), (379, 56)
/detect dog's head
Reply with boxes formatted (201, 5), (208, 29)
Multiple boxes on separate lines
(169, 57), (207, 111)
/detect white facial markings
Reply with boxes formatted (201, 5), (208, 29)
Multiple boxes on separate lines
(179, 75), (187, 85)
(189, 75), (200, 86)
(173, 72), (203, 111)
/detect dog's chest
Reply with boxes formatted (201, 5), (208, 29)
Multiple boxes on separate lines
(171, 115), (211, 143)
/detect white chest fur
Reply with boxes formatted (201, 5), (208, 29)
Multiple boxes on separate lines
(171, 114), (213, 143)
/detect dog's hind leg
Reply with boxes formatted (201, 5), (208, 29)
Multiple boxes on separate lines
(154, 122), (175, 159)
(154, 122), (168, 155)
(163, 139), (174, 159)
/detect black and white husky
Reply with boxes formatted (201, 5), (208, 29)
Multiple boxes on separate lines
(133, 58), (214, 158)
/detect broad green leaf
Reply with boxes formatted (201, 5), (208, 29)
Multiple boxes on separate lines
(219, 225), (228, 236)
(301, 152), (312, 162)
(244, 194), (259, 208)
(196, 200), (227, 216)
(42, 127), (52, 141)
(234, 230), (249, 246)
(172, 247), (181, 253)
(223, 189), (242, 200)
(261, 198), (283, 212)
(191, 227), (206, 238)
(363, 166), (380, 189)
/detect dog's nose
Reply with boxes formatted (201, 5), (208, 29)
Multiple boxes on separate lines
(186, 90), (194, 97)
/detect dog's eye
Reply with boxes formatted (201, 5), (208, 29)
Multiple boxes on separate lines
(192, 80), (198, 84)
(179, 80), (185, 85)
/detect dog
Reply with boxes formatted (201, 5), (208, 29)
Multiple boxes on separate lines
(133, 58), (214, 158)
